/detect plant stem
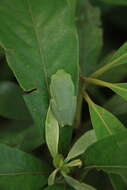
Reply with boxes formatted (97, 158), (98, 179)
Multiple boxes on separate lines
(83, 91), (93, 105)
(75, 79), (84, 129)
(81, 76), (113, 88)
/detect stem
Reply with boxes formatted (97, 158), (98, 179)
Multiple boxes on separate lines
(81, 76), (113, 88)
(83, 91), (93, 105)
(75, 79), (84, 129)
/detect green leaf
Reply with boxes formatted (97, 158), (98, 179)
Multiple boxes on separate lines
(48, 169), (59, 186)
(63, 173), (96, 190)
(0, 144), (49, 190)
(100, 0), (127, 5)
(59, 126), (73, 154)
(0, 121), (42, 151)
(0, 81), (31, 120)
(0, 0), (79, 138)
(0, 46), (4, 56)
(44, 184), (74, 190)
(109, 83), (127, 102)
(104, 94), (127, 116)
(91, 42), (127, 78)
(45, 106), (59, 158)
(109, 174), (127, 190)
(82, 131), (127, 175)
(88, 99), (126, 140)
(85, 92), (127, 190)
(78, 0), (103, 75)
(66, 130), (96, 162)
(50, 70), (77, 127)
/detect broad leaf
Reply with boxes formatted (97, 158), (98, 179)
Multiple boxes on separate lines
(82, 131), (127, 175)
(66, 129), (96, 162)
(88, 101), (126, 140)
(0, 121), (42, 151)
(45, 107), (59, 158)
(0, 0), (79, 139)
(77, 0), (103, 75)
(0, 81), (31, 120)
(87, 94), (126, 187)
(50, 70), (77, 127)
(104, 94), (127, 116)
(109, 83), (127, 102)
(63, 173), (96, 190)
(0, 144), (49, 190)
(109, 174), (127, 190)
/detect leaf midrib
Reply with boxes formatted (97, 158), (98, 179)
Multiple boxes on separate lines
(91, 103), (112, 135)
(0, 171), (48, 176)
(26, 0), (49, 91)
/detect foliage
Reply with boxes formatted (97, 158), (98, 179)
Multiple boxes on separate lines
(0, 0), (127, 189)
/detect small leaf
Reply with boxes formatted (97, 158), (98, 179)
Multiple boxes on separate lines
(66, 130), (96, 162)
(63, 173), (96, 190)
(45, 106), (59, 158)
(50, 70), (77, 127)
(66, 159), (82, 167)
(109, 83), (127, 102)
(82, 131), (127, 176)
(48, 169), (59, 186)
(88, 100), (126, 140)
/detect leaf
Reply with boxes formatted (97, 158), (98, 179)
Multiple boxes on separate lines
(45, 106), (59, 158)
(0, 46), (4, 56)
(77, 0), (103, 75)
(109, 83), (127, 102)
(91, 42), (127, 78)
(109, 174), (127, 190)
(104, 94), (127, 116)
(88, 100), (126, 140)
(0, 121), (42, 151)
(48, 169), (59, 186)
(82, 131), (127, 176)
(63, 173), (96, 190)
(0, 81), (31, 120)
(100, 0), (127, 5)
(50, 70), (77, 127)
(66, 129), (97, 162)
(59, 126), (73, 154)
(44, 184), (74, 190)
(0, 0), (79, 138)
(0, 144), (50, 190)
(86, 93), (127, 190)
